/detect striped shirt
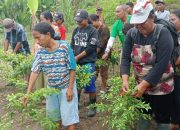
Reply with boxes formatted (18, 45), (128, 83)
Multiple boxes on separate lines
(31, 40), (76, 89)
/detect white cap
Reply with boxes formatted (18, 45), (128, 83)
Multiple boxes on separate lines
(130, 0), (153, 24)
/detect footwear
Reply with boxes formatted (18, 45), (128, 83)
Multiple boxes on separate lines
(171, 123), (180, 130)
(87, 108), (96, 117)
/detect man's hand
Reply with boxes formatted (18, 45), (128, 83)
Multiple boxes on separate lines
(66, 87), (73, 102)
(75, 56), (79, 62)
(102, 52), (109, 60)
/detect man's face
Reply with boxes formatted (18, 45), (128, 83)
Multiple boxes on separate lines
(126, 5), (133, 14)
(156, 3), (165, 11)
(115, 7), (125, 19)
(76, 19), (88, 28)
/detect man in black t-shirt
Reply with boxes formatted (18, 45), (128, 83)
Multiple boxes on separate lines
(71, 9), (99, 117)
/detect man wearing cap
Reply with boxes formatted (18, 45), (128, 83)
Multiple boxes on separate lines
(102, 4), (131, 60)
(155, 0), (170, 21)
(2, 18), (30, 54)
(71, 9), (98, 117)
(53, 12), (66, 40)
(120, 0), (174, 130)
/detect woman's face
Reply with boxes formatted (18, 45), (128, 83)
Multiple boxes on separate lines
(32, 30), (50, 48)
(92, 20), (100, 29)
(170, 14), (180, 32)
(40, 15), (47, 22)
(134, 18), (154, 36)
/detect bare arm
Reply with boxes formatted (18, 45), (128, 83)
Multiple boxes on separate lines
(3, 39), (9, 52)
(27, 72), (39, 94)
(13, 42), (22, 53)
(75, 51), (87, 62)
(66, 70), (76, 101)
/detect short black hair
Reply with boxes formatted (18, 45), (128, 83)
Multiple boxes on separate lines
(41, 11), (53, 22)
(33, 22), (55, 38)
(126, 2), (134, 8)
(172, 9), (180, 19)
(89, 14), (99, 21)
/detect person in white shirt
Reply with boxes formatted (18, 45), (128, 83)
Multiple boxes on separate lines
(155, 0), (170, 21)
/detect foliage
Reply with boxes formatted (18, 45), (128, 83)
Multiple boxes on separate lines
(0, 88), (59, 130)
(0, 0), (30, 25)
(0, 51), (33, 89)
(94, 76), (151, 130)
(76, 65), (93, 90)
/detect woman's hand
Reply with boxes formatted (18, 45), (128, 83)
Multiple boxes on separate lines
(66, 87), (73, 102)
(119, 81), (129, 96)
(131, 81), (150, 98)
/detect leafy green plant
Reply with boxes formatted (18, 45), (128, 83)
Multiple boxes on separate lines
(76, 65), (93, 90)
(0, 51), (33, 90)
(0, 88), (59, 130)
(94, 76), (151, 130)
(95, 59), (110, 68)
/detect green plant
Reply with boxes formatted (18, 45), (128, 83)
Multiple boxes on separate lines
(0, 51), (33, 90)
(0, 88), (59, 130)
(76, 65), (93, 90)
(94, 76), (151, 130)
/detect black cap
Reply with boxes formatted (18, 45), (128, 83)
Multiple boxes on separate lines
(155, 0), (165, 4)
(74, 9), (88, 22)
(54, 12), (64, 21)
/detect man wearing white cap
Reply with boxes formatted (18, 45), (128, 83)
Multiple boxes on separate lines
(2, 18), (30, 54)
(120, 0), (174, 130)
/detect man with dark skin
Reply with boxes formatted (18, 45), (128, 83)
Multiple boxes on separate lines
(71, 9), (99, 117)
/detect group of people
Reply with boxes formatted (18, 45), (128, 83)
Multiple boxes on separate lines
(1, 0), (180, 130)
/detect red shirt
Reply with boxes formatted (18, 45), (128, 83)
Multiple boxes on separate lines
(59, 25), (66, 40)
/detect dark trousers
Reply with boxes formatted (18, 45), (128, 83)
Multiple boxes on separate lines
(143, 93), (173, 124)
(171, 76), (180, 125)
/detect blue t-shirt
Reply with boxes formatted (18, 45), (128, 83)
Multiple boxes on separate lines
(31, 40), (76, 89)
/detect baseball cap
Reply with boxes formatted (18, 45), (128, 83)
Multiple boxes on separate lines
(155, 0), (165, 4)
(53, 12), (64, 21)
(130, 0), (153, 24)
(96, 7), (103, 11)
(74, 9), (88, 22)
(2, 18), (15, 32)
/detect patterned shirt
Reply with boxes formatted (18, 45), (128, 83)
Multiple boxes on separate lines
(31, 40), (76, 89)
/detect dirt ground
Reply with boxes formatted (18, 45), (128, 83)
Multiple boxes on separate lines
(0, 68), (156, 130)
(0, 76), (108, 130)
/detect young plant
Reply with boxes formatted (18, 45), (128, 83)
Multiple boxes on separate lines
(0, 88), (59, 130)
(76, 65), (93, 90)
(94, 76), (151, 130)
